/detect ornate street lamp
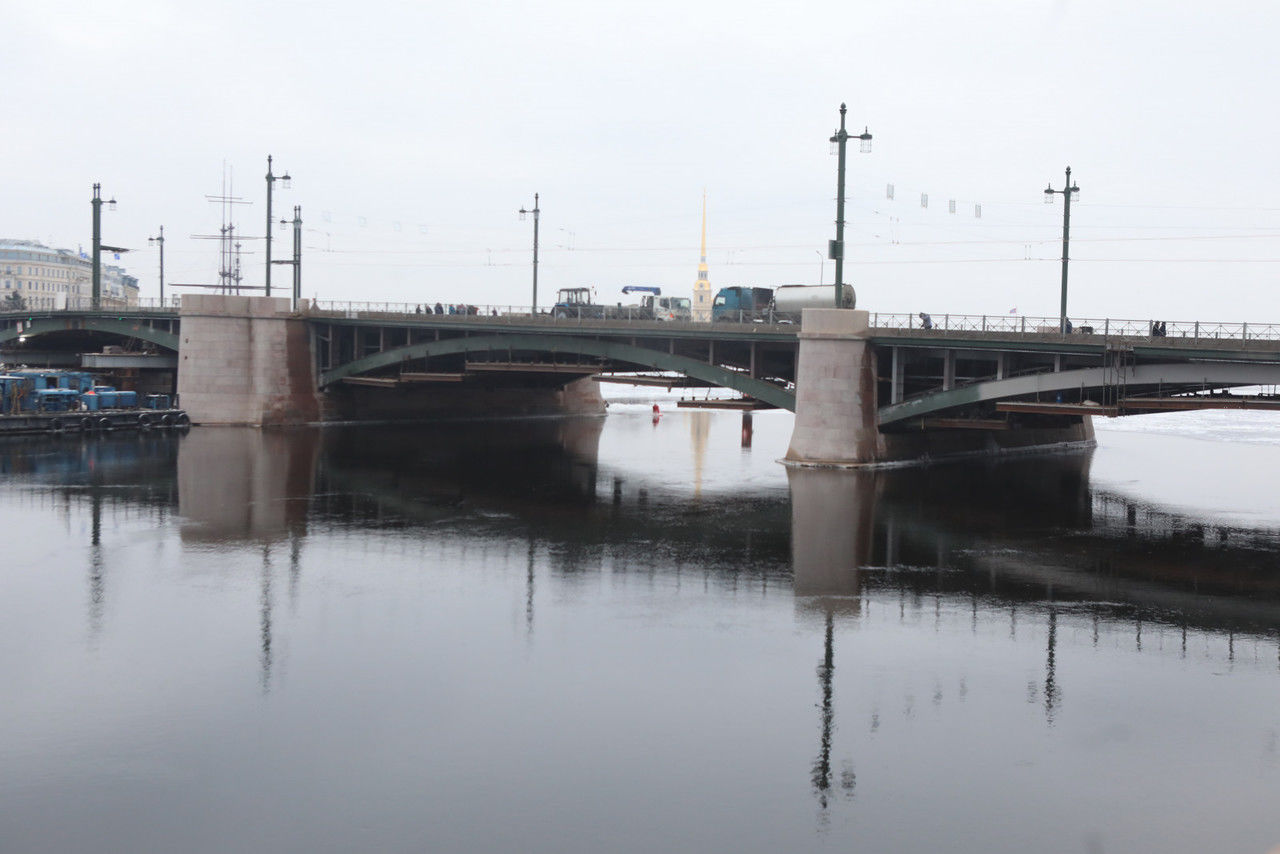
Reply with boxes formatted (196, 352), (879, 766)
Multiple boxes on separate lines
(829, 104), (872, 308)
(1043, 166), (1080, 334)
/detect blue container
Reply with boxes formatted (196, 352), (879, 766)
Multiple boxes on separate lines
(92, 385), (116, 394)
(146, 394), (171, 410)
(82, 393), (101, 412)
(36, 389), (79, 412)
(97, 391), (119, 409)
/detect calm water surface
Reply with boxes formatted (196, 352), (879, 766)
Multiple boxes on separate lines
(1, 407), (1278, 853)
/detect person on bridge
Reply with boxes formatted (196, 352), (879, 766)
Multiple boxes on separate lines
(434, 302), (444, 315)
(918, 312), (934, 330)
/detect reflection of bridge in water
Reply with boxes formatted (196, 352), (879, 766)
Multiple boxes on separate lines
(6, 425), (1279, 815)
(9, 427), (1277, 691)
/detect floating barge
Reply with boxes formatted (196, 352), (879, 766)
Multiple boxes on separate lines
(0, 408), (189, 435)
(0, 369), (187, 436)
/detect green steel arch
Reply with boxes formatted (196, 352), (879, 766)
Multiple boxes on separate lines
(878, 361), (1280, 425)
(0, 316), (179, 352)
(320, 332), (797, 411)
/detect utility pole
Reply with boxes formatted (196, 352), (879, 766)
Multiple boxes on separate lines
(148, 226), (165, 306)
(265, 155), (291, 298)
(828, 104), (871, 309)
(291, 205), (301, 306)
(273, 205), (303, 310)
(1044, 166), (1080, 334)
(519, 194), (540, 313)
(91, 184), (114, 309)
(91, 183), (127, 310)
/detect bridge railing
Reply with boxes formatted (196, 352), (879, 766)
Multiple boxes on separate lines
(0, 296), (179, 315)
(870, 312), (1280, 342)
(18, 296), (1271, 342)
(309, 301), (709, 326)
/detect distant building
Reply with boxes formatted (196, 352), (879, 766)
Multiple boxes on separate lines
(0, 239), (139, 309)
(692, 192), (712, 322)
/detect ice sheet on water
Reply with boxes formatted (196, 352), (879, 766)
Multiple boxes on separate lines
(1094, 407), (1280, 445)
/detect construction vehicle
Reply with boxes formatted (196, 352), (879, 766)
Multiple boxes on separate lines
(621, 286), (691, 321)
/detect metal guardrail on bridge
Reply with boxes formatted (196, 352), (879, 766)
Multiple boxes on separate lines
(2, 300), (1278, 344)
(306, 302), (1280, 343)
(867, 312), (1280, 342)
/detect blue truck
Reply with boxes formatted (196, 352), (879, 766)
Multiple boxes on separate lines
(711, 287), (776, 322)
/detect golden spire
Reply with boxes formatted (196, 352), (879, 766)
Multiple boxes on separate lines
(693, 190), (711, 321)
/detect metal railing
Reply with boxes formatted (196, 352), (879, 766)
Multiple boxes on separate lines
(868, 312), (1280, 342)
(2, 298), (1279, 344)
(0, 296), (179, 315)
(307, 301), (704, 327)
(306, 302), (1280, 343)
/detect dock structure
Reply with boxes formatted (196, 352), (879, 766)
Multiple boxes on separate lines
(3, 297), (1280, 465)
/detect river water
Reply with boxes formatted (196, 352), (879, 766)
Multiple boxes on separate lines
(0, 405), (1277, 853)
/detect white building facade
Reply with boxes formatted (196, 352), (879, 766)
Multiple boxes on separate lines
(0, 239), (139, 310)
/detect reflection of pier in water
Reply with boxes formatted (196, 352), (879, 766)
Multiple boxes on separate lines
(787, 452), (1280, 809)
(176, 428), (320, 690)
(788, 452), (1280, 642)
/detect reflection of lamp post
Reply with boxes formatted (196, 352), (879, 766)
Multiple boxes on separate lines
(148, 226), (165, 307)
(91, 183), (122, 309)
(828, 103), (871, 308)
(1043, 166), (1080, 334)
(265, 155), (291, 298)
(518, 194), (540, 313)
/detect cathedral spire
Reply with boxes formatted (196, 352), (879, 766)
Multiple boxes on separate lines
(693, 190), (711, 322)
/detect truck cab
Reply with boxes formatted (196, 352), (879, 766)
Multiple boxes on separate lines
(711, 286), (774, 322)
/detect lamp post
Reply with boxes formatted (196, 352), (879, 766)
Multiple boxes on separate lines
(816, 249), (824, 286)
(829, 103), (872, 308)
(518, 193), (540, 313)
(265, 155), (291, 298)
(90, 183), (119, 309)
(1043, 166), (1080, 334)
(148, 226), (165, 307)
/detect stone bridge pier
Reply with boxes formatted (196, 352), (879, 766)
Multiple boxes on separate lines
(784, 309), (881, 466)
(177, 295), (322, 426)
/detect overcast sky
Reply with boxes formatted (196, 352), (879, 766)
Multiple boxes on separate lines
(4, 1), (1278, 321)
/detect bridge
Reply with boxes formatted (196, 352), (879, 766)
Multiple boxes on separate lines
(2, 298), (1278, 465)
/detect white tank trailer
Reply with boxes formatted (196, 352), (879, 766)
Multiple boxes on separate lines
(771, 284), (855, 318)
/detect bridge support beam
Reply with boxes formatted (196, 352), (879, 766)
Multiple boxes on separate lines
(785, 309), (881, 466)
(177, 295), (322, 426)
